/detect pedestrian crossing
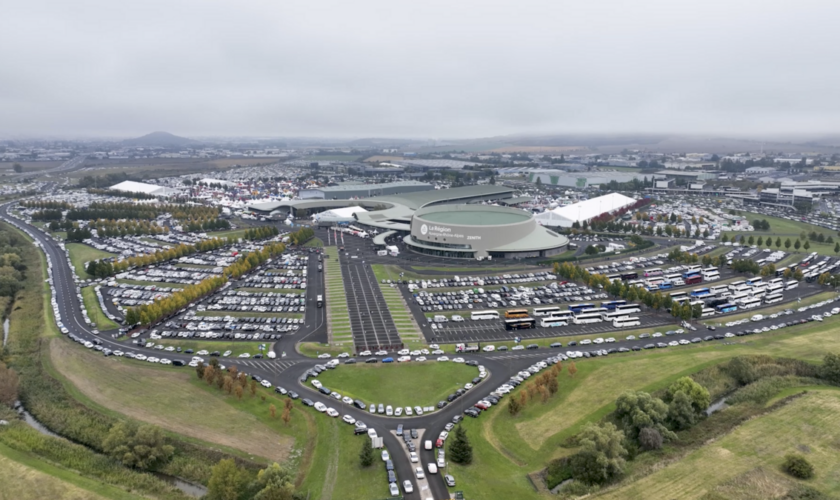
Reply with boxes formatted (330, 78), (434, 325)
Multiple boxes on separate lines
(233, 359), (299, 374)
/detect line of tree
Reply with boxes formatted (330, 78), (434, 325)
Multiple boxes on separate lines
(183, 218), (231, 232)
(86, 237), (230, 278)
(20, 200), (72, 210)
(48, 220), (77, 231)
(242, 226), (280, 241)
(553, 261), (673, 312)
(751, 219), (771, 230)
(66, 227), (93, 242)
(30, 209), (64, 221)
(287, 227), (314, 246)
(508, 362), (564, 416)
(125, 241), (286, 326)
(86, 188), (157, 200)
(66, 202), (219, 223)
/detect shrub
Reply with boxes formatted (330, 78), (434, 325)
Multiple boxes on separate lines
(545, 458), (573, 489)
(727, 376), (825, 405)
(638, 427), (663, 451)
(782, 454), (814, 479)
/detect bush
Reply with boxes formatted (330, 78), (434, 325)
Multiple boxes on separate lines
(782, 454), (814, 479)
(545, 458), (573, 489)
(727, 376), (825, 405)
(638, 427), (663, 451)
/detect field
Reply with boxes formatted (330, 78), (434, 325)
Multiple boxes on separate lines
(154, 339), (271, 358)
(66, 158), (273, 182)
(66, 243), (116, 278)
(314, 361), (478, 408)
(48, 339), (295, 463)
(324, 246), (353, 343)
(443, 314), (840, 500)
(722, 210), (840, 256)
(599, 391), (840, 499)
(0, 160), (64, 173)
(206, 228), (252, 240)
(80, 287), (119, 330)
(303, 237), (324, 248)
(0, 442), (136, 500)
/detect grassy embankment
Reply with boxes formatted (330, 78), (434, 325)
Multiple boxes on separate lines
(303, 237), (324, 248)
(722, 210), (840, 256)
(153, 339), (271, 358)
(442, 310), (840, 500)
(314, 362), (477, 408)
(66, 243), (115, 278)
(80, 286), (119, 330)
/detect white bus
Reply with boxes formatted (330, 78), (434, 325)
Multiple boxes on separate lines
(540, 317), (569, 328)
(710, 285), (729, 295)
(612, 316), (641, 328)
(601, 310), (631, 321)
(728, 280), (746, 291)
(702, 272), (720, 281)
(750, 288), (767, 298)
(764, 293), (784, 304)
(545, 311), (574, 322)
(572, 312), (604, 325)
(616, 304), (642, 314)
(731, 285), (751, 295)
(767, 283), (784, 293)
(471, 310), (500, 321)
(731, 292), (750, 302)
(738, 297), (762, 309)
(701, 307), (716, 317)
(768, 278), (784, 286)
(532, 306), (562, 317)
(785, 280), (799, 290)
(673, 296), (690, 304)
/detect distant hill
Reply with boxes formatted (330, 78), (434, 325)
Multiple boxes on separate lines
(122, 131), (198, 147)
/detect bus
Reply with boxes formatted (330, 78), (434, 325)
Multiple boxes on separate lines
(710, 285), (729, 295)
(621, 272), (638, 280)
(606, 274), (622, 282)
(728, 280), (746, 290)
(738, 297), (762, 309)
(665, 272), (682, 281)
(768, 278), (784, 286)
(690, 288), (711, 297)
(612, 317), (641, 328)
(505, 318), (536, 330)
(645, 268), (663, 277)
(764, 293), (784, 304)
(572, 312), (604, 325)
(601, 300), (627, 310)
(750, 288), (767, 298)
(715, 303), (738, 313)
(471, 310), (500, 321)
(544, 311), (574, 322)
(505, 309), (529, 319)
(670, 291), (688, 300)
(746, 277), (763, 286)
(532, 306), (562, 317)
(540, 317), (569, 328)
(568, 303), (596, 314)
(755, 258), (767, 267)
(687, 265), (702, 272)
(685, 275), (703, 285)
(702, 271), (720, 281)
(601, 310), (632, 322)
(703, 266), (718, 274)
(316, 295), (323, 308)
(731, 285), (751, 295)
(672, 296), (690, 304)
(646, 277), (665, 286)
(701, 308), (716, 318)
(775, 266), (790, 277)
(616, 304), (642, 314)
(575, 307), (607, 315)
(658, 281), (674, 290)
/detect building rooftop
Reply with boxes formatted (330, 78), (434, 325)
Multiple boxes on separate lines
(420, 209), (530, 226)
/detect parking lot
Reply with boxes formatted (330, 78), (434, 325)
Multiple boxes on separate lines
(340, 250), (402, 351)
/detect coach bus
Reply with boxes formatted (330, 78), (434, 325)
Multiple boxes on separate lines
(658, 281), (674, 290)
(572, 311), (604, 325)
(785, 280), (799, 290)
(715, 303), (738, 313)
(612, 316), (641, 328)
(685, 275), (703, 285)
(701, 307), (716, 317)
(690, 287), (711, 297)
(616, 304), (642, 315)
(621, 272), (639, 280)
(471, 310), (500, 321)
(606, 274), (622, 282)
(775, 266), (791, 277)
(504, 309), (529, 319)
(544, 311), (574, 322)
(670, 291), (688, 300)
(540, 316), (569, 328)
(601, 310), (631, 322)
(738, 297), (762, 309)
(532, 306), (562, 317)
(505, 317), (536, 330)
(601, 300), (627, 311)
(728, 280), (746, 290)
(764, 293), (784, 304)
(746, 277), (763, 286)
(644, 268), (664, 278)
(568, 303), (596, 314)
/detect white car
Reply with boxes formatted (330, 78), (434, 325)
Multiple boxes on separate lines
(398, 349), (410, 355)
(312, 380), (322, 389)
(260, 380), (272, 388)
(403, 480), (414, 494)
(337, 352), (350, 358)
(429, 344), (439, 349)
(381, 450), (390, 461)
(405, 407), (413, 416)
(314, 402), (327, 412)
(482, 345), (495, 352)
(359, 350), (372, 356)
(415, 466), (425, 479)
(197, 350), (209, 355)
(397, 356), (411, 362)
(464, 383), (474, 390)
(326, 408), (339, 417)
(410, 451), (418, 463)
(416, 357), (427, 362)
(452, 357), (465, 363)
(386, 405), (394, 416)
(512, 345), (524, 351)
(593, 338), (604, 344)
(437, 356), (449, 362)
(238, 353), (250, 358)
(342, 415), (356, 425)
(432, 349), (444, 355)
(342, 396), (353, 405)
(427, 463), (438, 474)
(317, 353), (331, 359)
(395, 407), (403, 416)
(375, 350), (388, 356)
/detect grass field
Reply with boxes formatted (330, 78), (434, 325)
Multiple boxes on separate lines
(48, 339), (294, 463)
(444, 313), (840, 500)
(314, 362), (478, 408)
(298, 342), (351, 358)
(303, 237), (324, 248)
(154, 339), (272, 358)
(599, 391), (840, 499)
(66, 243), (115, 278)
(0, 442), (135, 500)
(324, 246), (353, 343)
(80, 287), (118, 330)
(207, 228), (251, 240)
(722, 210), (840, 256)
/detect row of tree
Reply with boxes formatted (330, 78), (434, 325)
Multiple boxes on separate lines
(722, 233), (840, 254)
(286, 227), (314, 246)
(183, 218), (231, 232)
(31, 209), (64, 221)
(66, 227), (94, 242)
(508, 362), (568, 415)
(20, 200), (72, 210)
(87, 238), (230, 278)
(65, 201), (219, 223)
(86, 188), (157, 199)
(242, 225), (280, 241)
(125, 241), (286, 326)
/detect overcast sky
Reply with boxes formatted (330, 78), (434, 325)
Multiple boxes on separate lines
(1, 0), (839, 139)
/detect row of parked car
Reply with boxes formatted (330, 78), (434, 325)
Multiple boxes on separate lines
(415, 281), (609, 313)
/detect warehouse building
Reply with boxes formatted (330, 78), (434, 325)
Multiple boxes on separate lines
(298, 180), (433, 200)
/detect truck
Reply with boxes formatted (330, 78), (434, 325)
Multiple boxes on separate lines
(455, 343), (480, 353)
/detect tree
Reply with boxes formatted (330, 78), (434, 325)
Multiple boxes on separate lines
(756, 236), (763, 246)
(569, 422), (628, 485)
(668, 391), (697, 430)
(835, 242), (840, 255)
(776, 237), (782, 248)
(449, 425), (473, 464)
(12, 163), (22, 173)
(667, 376), (710, 414)
(207, 459), (249, 500)
(0, 362), (19, 407)
(782, 454), (814, 479)
(567, 361), (577, 378)
(804, 241), (811, 251)
(281, 406), (291, 426)
(102, 422), (174, 469)
(793, 268), (804, 281)
(794, 239), (801, 250)
(785, 238), (792, 249)
(727, 357), (757, 385)
(508, 397), (521, 415)
(820, 353), (840, 384)
(253, 463), (297, 500)
(614, 391), (676, 441)
(234, 385), (243, 400)
(638, 427), (663, 451)
(359, 437), (374, 467)
(269, 404), (276, 418)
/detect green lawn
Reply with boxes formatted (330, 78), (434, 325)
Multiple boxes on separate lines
(80, 287), (118, 330)
(207, 228), (251, 240)
(298, 342), (353, 358)
(726, 210), (828, 236)
(154, 339), (272, 358)
(66, 243), (115, 278)
(313, 362), (478, 408)
(303, 237), (324, 248)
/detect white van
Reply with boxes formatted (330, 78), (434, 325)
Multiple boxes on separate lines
(424, 440), (433, 450)
(433, 315), (448, 323)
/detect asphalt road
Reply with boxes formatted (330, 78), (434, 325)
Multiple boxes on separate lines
(4, 199), (839, 500)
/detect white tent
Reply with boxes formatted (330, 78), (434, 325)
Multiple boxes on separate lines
(313, 206), (368, 222)
(109, 180), (178, 197)
(535, 193), (636, 227)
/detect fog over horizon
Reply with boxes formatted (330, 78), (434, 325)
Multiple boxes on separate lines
(2, 0), (839, 139)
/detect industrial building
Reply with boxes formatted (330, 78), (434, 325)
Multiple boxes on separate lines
(298, 180), (433, 200)
(109, 180), (179, 197)
(533, 193), (637, 228)
(523, 171), (659, 188)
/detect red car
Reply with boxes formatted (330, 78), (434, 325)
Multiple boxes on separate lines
(435, 438), (444, 448)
